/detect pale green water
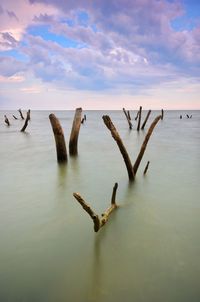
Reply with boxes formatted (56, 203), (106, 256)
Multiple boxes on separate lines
(0, 110), (200, 302)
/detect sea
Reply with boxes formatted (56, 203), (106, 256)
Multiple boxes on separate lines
(0, 110), (200, 302)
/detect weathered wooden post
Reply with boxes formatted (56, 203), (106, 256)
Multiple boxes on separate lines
(123, 108), (132, 129)
(18, 109), (24, 120)
(4, 115), (10, 126)
(20, 110), (30, 132)
(49, 113), (67, 163)
(133, 115), (161, 175)
(137, 106), (142, 131)
(141, 110), (151, 130)
(102, 115), (135, 180)
(13, 115), (18, 120)
(143, 161), (150, 175)
(161, 109), (164, 120)
(135, 111), (139, 121)
(84, 114), (86, 121)
(73, 183), (118, 232)
(69, 107), (82, 156)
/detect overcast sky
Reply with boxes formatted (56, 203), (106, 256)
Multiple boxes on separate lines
(0, 0), (200, 109)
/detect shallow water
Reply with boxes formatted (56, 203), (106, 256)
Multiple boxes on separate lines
(0, 110), (200, 302)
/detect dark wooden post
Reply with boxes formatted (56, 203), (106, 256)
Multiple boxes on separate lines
(18, 109), (24, 120)
(69, 108), (82, 156)
(123, 108), (132, 129)
(161, 109), (164, 120)
(143, 161), (150, 175)
(49, 113), (67, 163)
(137, 106), (142, 131)
(4, 115), (10, 126)
(133, 115), (161, 175)
(13, 115), (18, 120)
(102, 115), (135, 180)
(135, 111), (139, 121)
(141, 110), (151, 130)
(20, 110), (30, 132)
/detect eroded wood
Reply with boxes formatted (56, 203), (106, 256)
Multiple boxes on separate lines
(69, 108), (82, 156)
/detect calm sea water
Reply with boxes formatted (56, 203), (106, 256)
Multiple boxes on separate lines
(0, 110), (200, 302)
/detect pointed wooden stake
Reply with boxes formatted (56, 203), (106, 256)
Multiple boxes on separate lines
(69, 108), (82, 156)
(133, 115), (161, 175)
(123, 108), (132, 129)
(49, 113), (67, 163)
(143, 161), (150, 175)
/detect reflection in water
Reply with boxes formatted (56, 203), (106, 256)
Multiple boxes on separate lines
(57, 163), (67, 189)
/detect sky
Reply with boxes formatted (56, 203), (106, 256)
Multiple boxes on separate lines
(0, 0), (200, 110)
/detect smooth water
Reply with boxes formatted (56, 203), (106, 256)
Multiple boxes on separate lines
(0, 110), (200, 302)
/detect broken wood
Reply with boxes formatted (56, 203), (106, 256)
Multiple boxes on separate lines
(141, 110), (151, 130)
(102, 115), (135, 180)
(137, 106), (142, 131)
(123, 108), (132, 129)
(73, 183), (118, 232)
(161, 109), (164, 120)
(49, 113), (67, 163)
(13, 115), (18, 120)
(143, 161), (150, 175)
(133, 115), (161, 175)
(69, 107), (82, 156)
(20, 110), (30, 132)
(4, 115), (10, 126)
(18, 109), (24, 120)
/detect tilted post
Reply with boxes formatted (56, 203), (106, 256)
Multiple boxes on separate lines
(102, 115), (135, 180)
(133, 115), (161, 175)
(20, 110), (30, 132)
(49, 113), (67, 163)
(13, 115), (18, 120)
(143, 161), (150, 175)
(141, 110), (151, 130)
(18, 109), (24, 120)
(161, 109), (164, 120)
(4, 115), (10, 126)
(123, 108), (132, 129)
(69, 108), (82, 156)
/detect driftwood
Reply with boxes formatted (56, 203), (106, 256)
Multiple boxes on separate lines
(161, 109), (164, 120)
(102, 115), (135, 180)
(49, 113), (67, 163)
(141, 110), (151, 130)
(4, 115), (10, 126)
(123, 108), (132, 129)
(73, 183), (118, 232)
(69, 108), (82, 156)
(143, 161), (150, 175)
(133, 115), (161, 175)
(137, 106), (142, 131)
(13, 115), (18, 120)
(18, 109), (24, 120)
(20, 110), (30, 132)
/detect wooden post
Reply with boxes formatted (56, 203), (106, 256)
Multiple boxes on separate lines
(18, 109), (24, 120)
(13, 115), (18, 120)
(81, 118), (85, 124)
(141, 110), (151, 130)
(49, 113), (67, 163)
(143, 161), (150, 175)
(137, 106), (142, 131)
(20, 110), (30, 132)
(102, 115), (135, 180)
(135, 111), (139, 121)
(127, 110), (131, 121)
(123, 108), (132, 129)
(73, 183), (118, 232)
(69, 107), (82, 156)
(4, 115), (10, 126)
(133, 115), (161, 175)
(161, 109), (164, 120)
(84, 114), (86, 121)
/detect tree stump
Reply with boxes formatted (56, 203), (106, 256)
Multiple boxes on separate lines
(69, 108), (82, 156)
(73, 183), (118, 232)
(49, 113), (67, 163)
